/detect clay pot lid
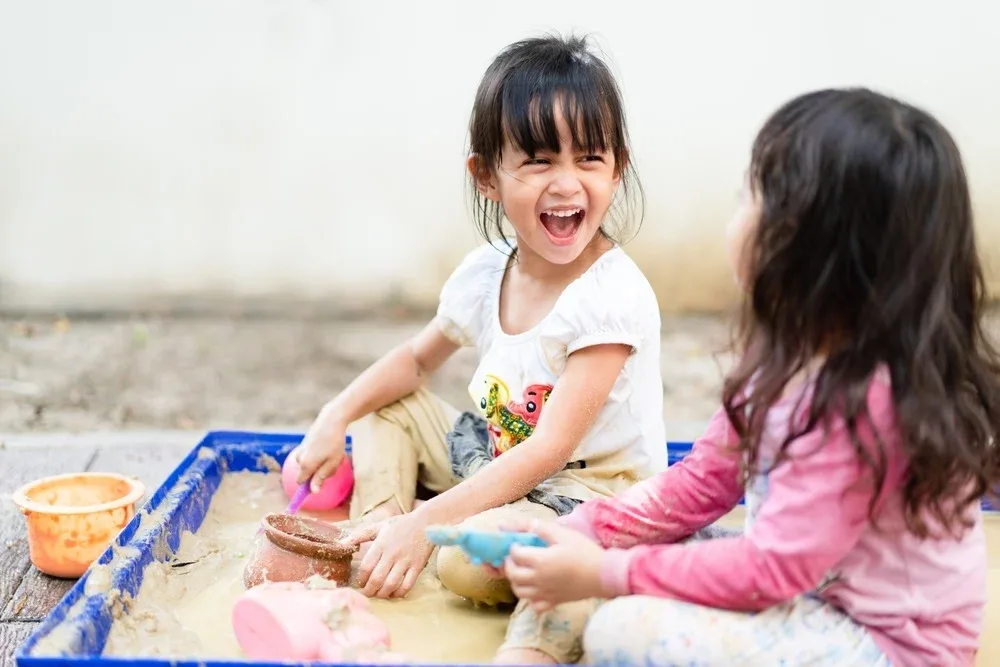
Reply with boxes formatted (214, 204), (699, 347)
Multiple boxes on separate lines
(261, 513), (359, 560)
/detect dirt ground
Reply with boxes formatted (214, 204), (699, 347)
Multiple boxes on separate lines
(0, 313), (735, 434)
(2, 309), (997, 435)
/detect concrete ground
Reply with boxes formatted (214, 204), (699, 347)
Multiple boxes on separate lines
(0, 313), (733, 438)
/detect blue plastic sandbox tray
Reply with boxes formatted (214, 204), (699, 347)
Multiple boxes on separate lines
(15, 431), (998, 667)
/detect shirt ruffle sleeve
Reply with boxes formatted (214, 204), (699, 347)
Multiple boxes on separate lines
(539, 252), (659, 371)
(435, 243), (506, 347)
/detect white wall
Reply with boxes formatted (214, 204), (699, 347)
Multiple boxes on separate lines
(1, 0), (998, 313)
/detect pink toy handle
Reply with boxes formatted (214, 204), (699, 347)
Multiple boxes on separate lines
(285, 482), (312, 515)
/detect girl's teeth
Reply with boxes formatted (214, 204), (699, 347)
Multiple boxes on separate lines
(547, 209), (580, 217)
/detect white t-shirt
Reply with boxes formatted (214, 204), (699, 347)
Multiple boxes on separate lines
(436, 242), (666, 501)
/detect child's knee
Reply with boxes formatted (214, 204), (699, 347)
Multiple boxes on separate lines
(436, 544), (515, 606)
(583, 597), (632, 649)
(584, 596), (674, 664)
(371, 396), (413, 428)
(584, 597), (712, 665)
(436, 502), (558, 607)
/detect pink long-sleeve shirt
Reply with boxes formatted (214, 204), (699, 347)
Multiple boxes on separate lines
(561, 371), (987, 667)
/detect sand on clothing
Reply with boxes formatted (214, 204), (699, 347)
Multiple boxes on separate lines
(103, 471), (511, 664)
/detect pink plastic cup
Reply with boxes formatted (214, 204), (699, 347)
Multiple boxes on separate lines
(281, 442), (354, 511)
(232, 582), (330, 661)
(232, 582), (392, 662)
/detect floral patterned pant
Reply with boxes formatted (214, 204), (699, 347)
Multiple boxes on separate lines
(581, 527), (890, 666)
(582, 593), (889, 666)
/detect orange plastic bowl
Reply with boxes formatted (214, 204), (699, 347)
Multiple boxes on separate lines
(12, 472), (146, 578)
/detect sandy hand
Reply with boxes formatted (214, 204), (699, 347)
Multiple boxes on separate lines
(295, 411), (349, 493)
(501, 519), (607, 612)
(346, 515), (434, 599)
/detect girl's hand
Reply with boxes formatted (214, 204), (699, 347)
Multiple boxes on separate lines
(502, 520), (606, 612)
(342, 514), (435, 599)
(295, 408), (349, 493)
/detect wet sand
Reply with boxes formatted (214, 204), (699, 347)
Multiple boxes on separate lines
(103, 471), (510, 663)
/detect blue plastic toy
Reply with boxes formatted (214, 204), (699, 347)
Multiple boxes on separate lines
(425, 526), (548, 567)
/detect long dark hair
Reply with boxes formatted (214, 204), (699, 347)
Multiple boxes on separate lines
(466, 33), (643, 253)
(723, 87), (1000, 538)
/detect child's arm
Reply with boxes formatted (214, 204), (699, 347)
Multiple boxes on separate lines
(558, 407), (745, 548)
(598, 391), (894, 610)
(414, 342), (632, 524)
(296, 319), (459, 489)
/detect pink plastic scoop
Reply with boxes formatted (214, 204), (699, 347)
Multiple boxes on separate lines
(284, 482), (312, 515)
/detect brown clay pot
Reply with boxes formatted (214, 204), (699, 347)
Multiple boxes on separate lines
(243, 513), (358, 589)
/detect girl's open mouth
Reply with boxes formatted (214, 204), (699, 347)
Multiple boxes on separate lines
(540, 208), (585, 246)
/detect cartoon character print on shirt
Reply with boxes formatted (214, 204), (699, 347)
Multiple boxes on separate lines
(474, 374), (554, 456)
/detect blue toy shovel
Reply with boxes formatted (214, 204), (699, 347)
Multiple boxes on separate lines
(425, 526), (548, 567)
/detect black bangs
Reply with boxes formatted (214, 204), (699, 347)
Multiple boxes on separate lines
(499, 65), (618, 160)
(470, 34), (629, 169)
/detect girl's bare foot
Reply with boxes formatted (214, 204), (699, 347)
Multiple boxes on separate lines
(493, 649), (557, 664)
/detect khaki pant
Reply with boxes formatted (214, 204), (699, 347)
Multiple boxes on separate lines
(350, 388), (598, 663)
